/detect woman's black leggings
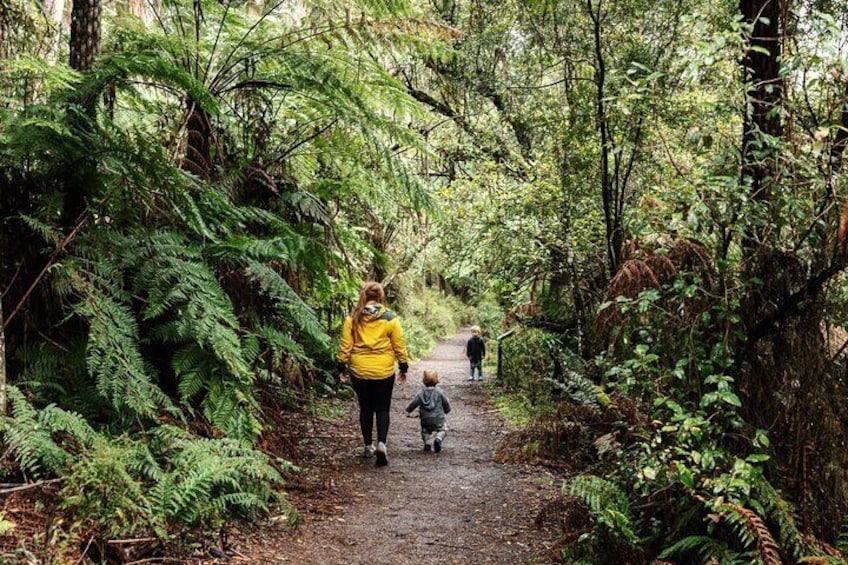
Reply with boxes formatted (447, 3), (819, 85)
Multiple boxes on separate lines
(351, 375), (395, 445)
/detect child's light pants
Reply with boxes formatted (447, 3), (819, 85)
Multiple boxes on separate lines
(421, 422), (447, 445)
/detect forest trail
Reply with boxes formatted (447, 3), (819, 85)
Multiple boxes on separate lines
(243, 329), (559, 564)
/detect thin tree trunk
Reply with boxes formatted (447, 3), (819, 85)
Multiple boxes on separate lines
(44, 0), (67, 27)
(42, 0), (68, 59)
(0, 294), (6, 416)
(588, 0), (619, 275)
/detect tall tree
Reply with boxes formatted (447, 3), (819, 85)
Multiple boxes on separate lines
(740, 0), (784, 208)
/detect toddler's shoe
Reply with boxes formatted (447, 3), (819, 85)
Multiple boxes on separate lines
(375, 441), (388, 466)
(424, 443), (431, 452)
(434, 438), (442, 453)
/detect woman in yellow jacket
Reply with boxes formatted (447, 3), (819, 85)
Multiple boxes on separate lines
(338, 282), (409, 466)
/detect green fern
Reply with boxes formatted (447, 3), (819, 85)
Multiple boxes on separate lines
(0, 386), (96, 478)
(76, 293), (176, 420)
(244, 260), (329, 350)
(659, 535), (729, 561)
(544, 369), (602, 408)
(56, 426), (291, 538)
(566, 475), (638, 545)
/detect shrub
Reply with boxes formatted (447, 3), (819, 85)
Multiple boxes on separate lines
(1, 388), (292, 545)
(498, 328), (559, 392)
(396, 283), (463, 359)
(467, 294), (504, 338)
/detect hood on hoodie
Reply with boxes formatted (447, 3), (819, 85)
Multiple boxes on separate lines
(363, 303), (384, 321)
(419, 388), (439, 410)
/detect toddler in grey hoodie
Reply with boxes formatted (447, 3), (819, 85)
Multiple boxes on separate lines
(405, 370), (451, 453)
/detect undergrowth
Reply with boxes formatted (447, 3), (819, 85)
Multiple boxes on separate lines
(396, 282), (464, 359)
(496, 269), (848, 563)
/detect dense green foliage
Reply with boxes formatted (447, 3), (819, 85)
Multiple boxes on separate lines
(2, 0), (848, 562)
(0, 0), (449, 558)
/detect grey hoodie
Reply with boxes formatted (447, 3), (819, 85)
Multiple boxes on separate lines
(405, 386), (451, 427)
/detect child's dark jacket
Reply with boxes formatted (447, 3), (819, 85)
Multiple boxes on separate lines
(466, 335), (486, 362)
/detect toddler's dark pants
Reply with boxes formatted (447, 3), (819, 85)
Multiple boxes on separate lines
(351, 375), (395, 445)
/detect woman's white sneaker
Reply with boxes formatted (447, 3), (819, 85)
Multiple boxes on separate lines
(361, 443), (376, 458)
(375, 442), (388, 466)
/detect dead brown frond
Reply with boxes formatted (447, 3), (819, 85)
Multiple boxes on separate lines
(369, 18), (462, 41)
(594, 238), (719, 348)
(802, 534), (845, 558)
(534, 494), (591, 532)
(714, 501), (781, 565)
(668, 239), (714, 285)
(607, 259), (665, 299)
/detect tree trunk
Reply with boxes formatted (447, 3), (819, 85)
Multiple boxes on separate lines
(44, 0), (67, 27)
(42, 0), (68, 59)
(182, 101), (214, 178)
(69, 0), (102, 72)
(740, 0), (783, 202)
(737, 0), (848, 536)
(63, 0), (102, 228)
(0, 293), (6, 416)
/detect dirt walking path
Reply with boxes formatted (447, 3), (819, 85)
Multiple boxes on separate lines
(244, 329), (559, 564)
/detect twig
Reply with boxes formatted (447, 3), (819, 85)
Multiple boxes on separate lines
(125, 559), (191, 565)
(4, 198), (105, 328)
(106, 537), (159, 545)
(76, 535), (95, 564)
(830, 335), (848, 362)
(0, 477), (65, 495)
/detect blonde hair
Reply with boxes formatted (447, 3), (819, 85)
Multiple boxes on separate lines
(351, 282), (385, 339)
(422, 370), (439, 386)
(470, 325), (481, 336)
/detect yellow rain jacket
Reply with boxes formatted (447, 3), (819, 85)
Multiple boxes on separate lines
(337, 304), (409, 380)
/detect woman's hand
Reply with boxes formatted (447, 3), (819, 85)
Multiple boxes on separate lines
(397, 372), (407, 385)
(339, 373), (349, 383)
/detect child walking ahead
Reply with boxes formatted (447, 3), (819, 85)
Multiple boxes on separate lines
(405, 370), (451, 452)
(466, 326), (486, 381)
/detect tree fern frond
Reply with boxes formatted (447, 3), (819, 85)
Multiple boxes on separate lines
(544, 369), (601, 408)
(17, 214), (63, 246)
(258, 325), (308, 363)
(244, 260), (329, 349)
(76, 293), (175, 420)
(701, 498), (781, 565)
